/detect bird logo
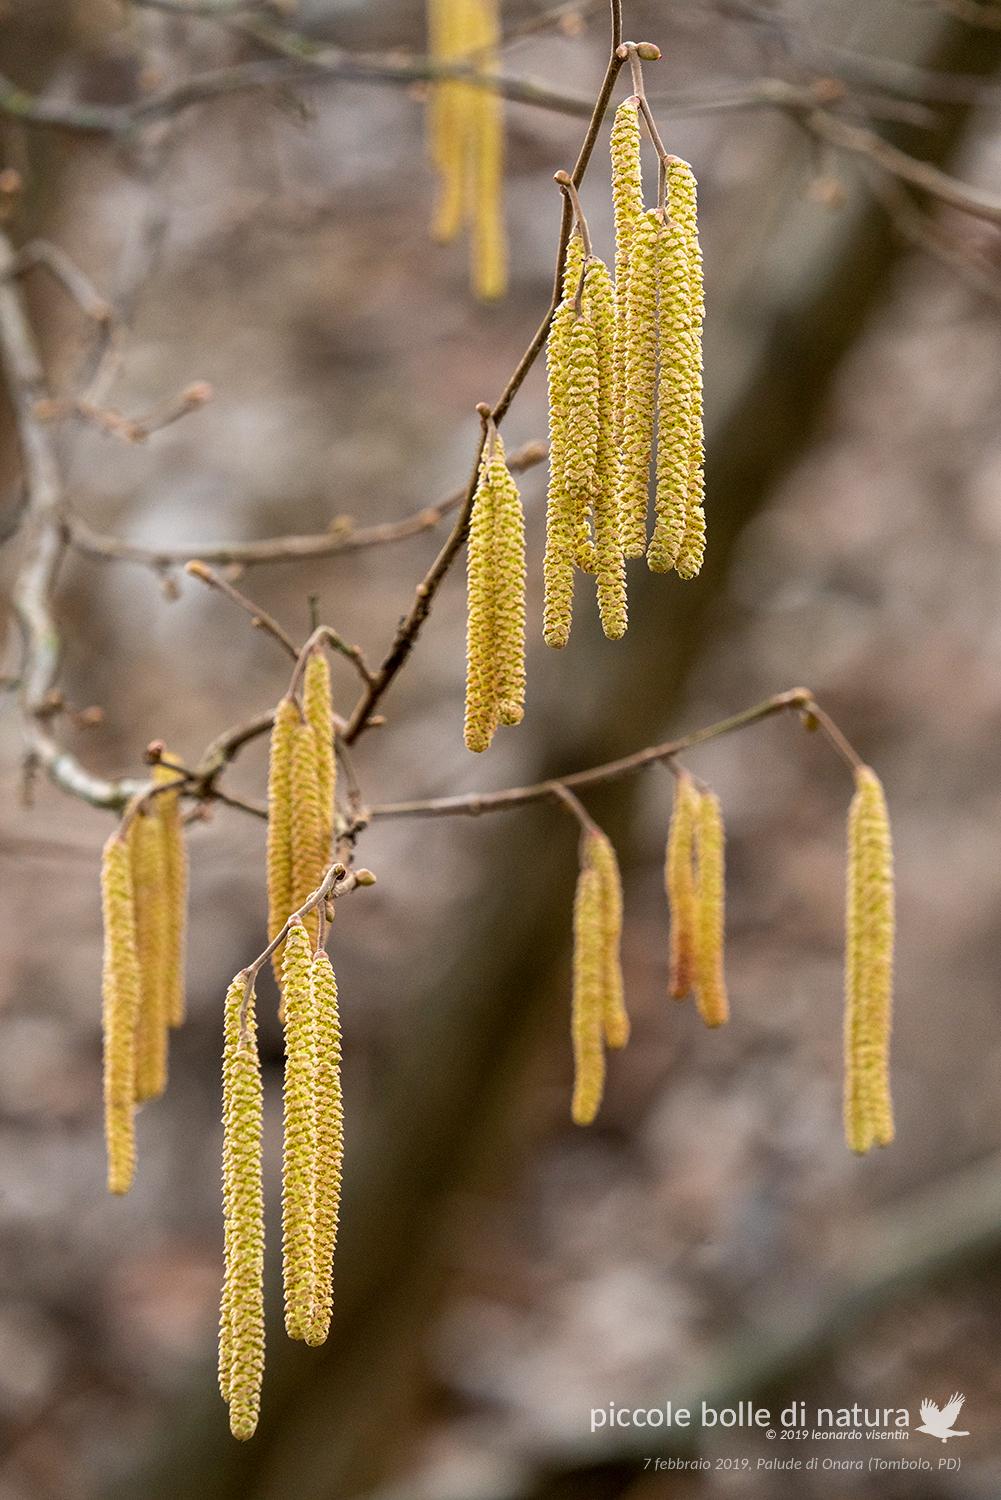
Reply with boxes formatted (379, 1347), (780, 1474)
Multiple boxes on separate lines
(916, 1394), (969, 1442)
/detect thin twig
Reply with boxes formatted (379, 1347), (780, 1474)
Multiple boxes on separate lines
(183, 560), (299, 659)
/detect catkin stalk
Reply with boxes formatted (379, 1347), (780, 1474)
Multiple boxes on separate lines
(693, 790), (729, 1027)
(290, 721), (324, 946)
(303, 650), (336, 870)
(153, 764), (188, 1028)
(267, 696), (299, 984)
(665, 770), (699, 1000)
(101, 833), (142, 1194)
(305, 950), (344, 1347)
(584, 257), (627, 640)
(220, 975), (265, 1441)
(571, 862), (606, 1125)
(131, 810), (170, 1102)
(844, 766), (895, 1154)
(281, 921), (317, 1341)
(587, 831), (629, 1049)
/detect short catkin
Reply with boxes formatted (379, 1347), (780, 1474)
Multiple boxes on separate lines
(693, 790), (729, 1027)
(665, 769), (699, 1000)
(220, 975), (265, 1441)
(306, 950), (344, 1347)
(609, 99), (647, 555)
(153, 763), (188, 1028)
(583, 257), (627, 640)
(844, 766), (895, 1154)
(571, 860), (606, 1126)
(267, 696), (299, 984)
(281, 921), (317, 1342)
(464, 436), (527, 751)
(303, 649), (336, 868)
(101, 833), (142, 1194)
(587, 831), (629, 1049)
(131, 810), (170, 1103)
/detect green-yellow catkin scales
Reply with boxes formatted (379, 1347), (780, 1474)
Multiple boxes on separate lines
(668, 159), (707, 581)
(219, 975), (265, 1441)
(571, 862), (606, 1126)
(464, 457), (499, 753)
(665, 770), (700, 1000)
(267, 696), (298, 984)
(542, 234), (586, 647)
(101, 833), (142, 1194)
(303, 649), (336, 866)
(609, 100), (648, 556)
(617, 208), (658, 557)
(564, 312), (600, 507)
(648, 214), (695, 575)
(305, 950), (344, 1347)
(152, 763), (187, 1028)
(844, 766), (895, 1155)
(693, 790), (729, 1028)
(488, 440), (527, 727)
(470, 45), (506, 301)
(131, 810), (170, 1103)
(281, 921), (317, 1342)
(290, 720), (324, 946)
(587, 831), (629, 1050)
(583, 257), (627, 640)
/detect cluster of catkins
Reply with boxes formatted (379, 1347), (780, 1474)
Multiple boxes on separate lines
(217, 646), (346, 1440)
(426, 0), (507, 300)
(100, 762), (188, 1195)
(463, 99), (706, 750)
(565, 763), (894, 1156)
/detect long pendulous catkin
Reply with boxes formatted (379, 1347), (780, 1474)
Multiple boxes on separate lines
(464, 453), (499, 753)
(152, 763), (187, 1028)
(101, 833), (142, 1194)
(290, 720), (324, 945)
(648, 213), (694, 575)
(693, 790), (729, 1027)
(281, 920), (317, 1342)
(617, 207), (658, 559)
(571, 860), (606, 1126)
(464, 435), (527, 751)
(131, 809), (170, 1103)
(305, 950), (344, 1347)
(470, 51), (507, 301)
(303, 649), (336, 869)
(220, 975), (265, 1440)
(583, 257), (627, 641)
(665, 769), (699, 1001)
(609, 99), (647, 556)
(267, 696), (299, 984)
(844, 766), (894, 1155)
(543, 235), (586, 647)
(587, 831), (629, 1050)
(668, 159), (707, 581)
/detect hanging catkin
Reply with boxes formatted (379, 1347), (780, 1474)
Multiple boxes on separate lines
(267, 696), (298, 984)
(648, 214), (694, 574)
(543, 234), (586, 647)
(464, 435), (527, 751)
(219, 975), (265, 1441)
(609, 99), (647, 556)
(464, 454), (499, 753)
(583, 257), (627, 640)
(844, 766), (895, 1154)
(694, 790), (729, 1027)
(303, 649), (336, 866)
(617, 208), (658, 557)
(290, 720), (324, 945)
(587, 831), (629, 1049)
(470, 50), (507, 301)
(153, 763), (188, 1028)
(130, 808), (170, 1103)
(305, 949), (344, 1347)
(665, 769), (699, 1001)
(281, 920), (317, 1341)
(101, 833), (142, 1194)
(571, 859), (606, 1125)
(668, 159), (707, 581)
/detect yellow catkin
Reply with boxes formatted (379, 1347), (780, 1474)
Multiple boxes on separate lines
(587, 831), (629, 1050)
(487, 440), (527, 727)
(281, 921), (317, 1341)
(305, 950), (344, 1347)
(303, 649), (336, 867)
(648, 214), (695, 575)
(101, 833), (142, 1194)
(669, 159), (707, 580)
(571, 862), (606, 1126)
(220, 975), (265, 1441)
(470, 48), (506, 300)
(267, 696), (298, 985)
(609, 100), (647, 555)
(617, 208), (658, 557)
(844, 766), (895, 1154)
(563, 312), (600, 510)
(543, 244), (586, 647)
(583, 256), (627, 640)
(665, 770), (700, 1000)
(428, 0), (471, 243)
(464, 459), (499, 752)
(131, 810), (170, 1103)
(693, 790), (729, 1028)
(290, 720), (324, 946)
(153, 764), (187, 1028)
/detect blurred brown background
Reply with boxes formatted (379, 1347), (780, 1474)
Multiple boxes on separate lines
(1, 1), (1001, 1496)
